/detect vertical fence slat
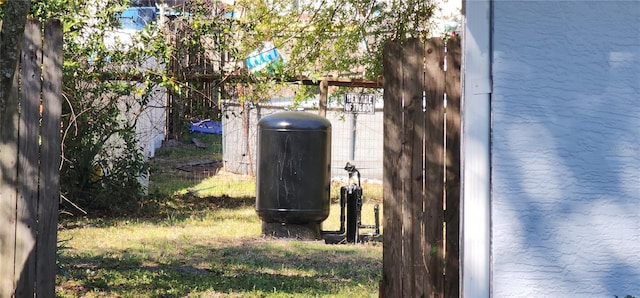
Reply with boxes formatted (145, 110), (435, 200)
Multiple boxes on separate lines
(424, 38), (446, 297)
(405, 38), (427, 298)
(0, 57), (21, 298)
(382, 40), (404, 297)
(15, 19), (42, 297)
(0, 16), (22, 294)
(37, 19), (63, 296)
(444, 37), (462, 298)
(399, 53), (415, 297)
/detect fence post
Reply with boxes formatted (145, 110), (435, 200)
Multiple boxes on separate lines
(319, 79), (328, 117)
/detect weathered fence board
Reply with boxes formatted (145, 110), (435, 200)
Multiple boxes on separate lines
(382, 40), (404, 298)
(425, 38), (446, 297)
(382, 37), (461, 297)
(407, 39), (426, 298)
(0, 19), (62, 298)
(444, 37), (461, 298)
(15, 19), (42, 298)
(37, 19), (63, 296)
(0, 53), (21, 298)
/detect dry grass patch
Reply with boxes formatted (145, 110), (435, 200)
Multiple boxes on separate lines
(57, 135), (383, 297)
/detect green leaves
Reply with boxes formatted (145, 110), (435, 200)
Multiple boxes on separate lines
(28, 0), (156, 213)
(24, 0), (438, 213)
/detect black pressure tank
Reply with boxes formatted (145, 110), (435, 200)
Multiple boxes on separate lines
(256, 111), (331, 238)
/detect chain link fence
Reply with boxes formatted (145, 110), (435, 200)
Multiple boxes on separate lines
(221, 102), (383, 181)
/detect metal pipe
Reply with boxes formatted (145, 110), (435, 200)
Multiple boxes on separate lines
(374, 204), (380, 235)
(350, 113), (357, 161)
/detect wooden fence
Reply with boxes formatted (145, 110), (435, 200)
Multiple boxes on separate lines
(0, 19), (63, 297)
(381, 37), (461, 297)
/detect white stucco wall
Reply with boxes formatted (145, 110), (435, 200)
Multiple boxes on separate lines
(491, 1), (640, 296)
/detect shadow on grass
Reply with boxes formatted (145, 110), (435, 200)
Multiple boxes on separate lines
(58, 239), (382, 297)
(57, 133), (382, 296)
(60, 194), (257, 229)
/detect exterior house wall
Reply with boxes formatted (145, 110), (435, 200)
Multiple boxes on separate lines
(491, 1), (640, 296)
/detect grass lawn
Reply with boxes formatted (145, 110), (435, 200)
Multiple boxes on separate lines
(56, 134), (383, 297)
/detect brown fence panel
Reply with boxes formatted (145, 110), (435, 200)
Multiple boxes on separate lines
(0, 19), (62, 297)
(382, 37), (461, 297)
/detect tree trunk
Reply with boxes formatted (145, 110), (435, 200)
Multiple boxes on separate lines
(0, 2), (32, 296)
(0, 1), (31, 107)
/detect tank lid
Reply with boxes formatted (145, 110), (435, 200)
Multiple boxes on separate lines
(258, 111), (331, 129)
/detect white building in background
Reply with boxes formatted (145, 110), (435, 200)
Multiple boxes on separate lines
(93, 3), (167, 193)
(101, 4), (166, 161)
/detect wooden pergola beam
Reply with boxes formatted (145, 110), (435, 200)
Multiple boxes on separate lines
(296, 77), (383, 88)
(100, 72), (383, 89)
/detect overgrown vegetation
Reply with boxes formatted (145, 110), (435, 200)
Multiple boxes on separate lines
(2, 0), (428, 214)
(23, 0), (160, 214)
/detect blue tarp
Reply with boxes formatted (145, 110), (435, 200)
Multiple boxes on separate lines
(189, 119), (222, 134)
(119, 7), (157, 30)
